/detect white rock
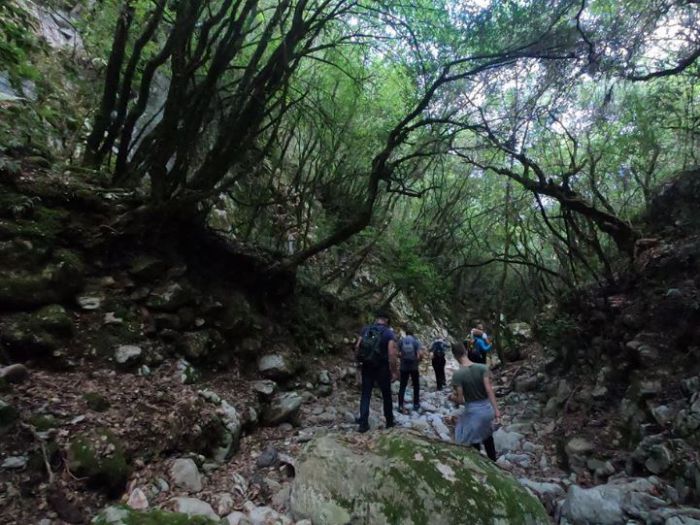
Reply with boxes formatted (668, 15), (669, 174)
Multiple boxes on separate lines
(126, 487), (149, 510)
(1, 456), (27, 469)
(493, 428), (524, 454)
(224, 511), (250, 525)
(114, 345), (142, 366)
(169, 497), (218, 519)
(214, 492), (236, 516)
(169, 458), (202, 492)
(77, 295), (102, 310)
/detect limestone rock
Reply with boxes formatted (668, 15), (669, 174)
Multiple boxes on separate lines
(252, 380), (277, 400)
(290, 431), (549, 525)
(169, 458), (203, 492)
(561, 484), (625, 524)
(146, 283), (193, 312)
(0, 363), (29, 384)
(258, 352), (298, 381)
(2, 455), (28, 469)
(126, 488), (148, 510)
(493, 428), (524, 454)
(169, 497), (218, 519)
(224, 511), (250, 525)
(565, 437), (594, 471)
(262, 392), (302, 426)
(92, 505), (219, 524)
(244, 501), (292, 525)
(560, 477), (665, 525)
(256, 446), (279, 469)
(318, 370), (332, 385)
(114, 345), (142, 369)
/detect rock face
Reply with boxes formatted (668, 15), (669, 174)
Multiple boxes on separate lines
(503, 322), (534, 361)
(290, 431), (549, 525)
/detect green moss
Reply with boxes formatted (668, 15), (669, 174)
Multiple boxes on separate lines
(93, 505), (219, 525)
(83, 392), (110, 412)
(373, 434), (548, 525)
(68, 431), (129, 496)
(29, 413), (58, 431)
(0, 202), (68, 242)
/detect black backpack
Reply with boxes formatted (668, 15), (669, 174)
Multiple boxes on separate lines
(358, 324), (385, 365)
(433, 340), (446, 356)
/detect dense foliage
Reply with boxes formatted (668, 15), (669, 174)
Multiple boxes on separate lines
(1, 0), (698, 329)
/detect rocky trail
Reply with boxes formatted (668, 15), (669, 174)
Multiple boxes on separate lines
(3, 333), (700, 524)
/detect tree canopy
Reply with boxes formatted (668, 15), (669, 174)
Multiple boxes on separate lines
(1, 0), (699, 324)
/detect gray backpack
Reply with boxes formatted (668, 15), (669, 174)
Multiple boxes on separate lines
(400, 338), (418, 362)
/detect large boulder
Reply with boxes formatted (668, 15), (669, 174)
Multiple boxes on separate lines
(0, 249), (84, 309)
(169, 458), (203, 492)
(290, 431), (549, 525)
(0, 304), (74, 358)
(560, 477), (667, 525)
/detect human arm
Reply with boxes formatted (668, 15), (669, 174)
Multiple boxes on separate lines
(483, 370), (501, 424)
(388, 339), (399, 380)
(475, 337), (492, 353)
(450, 385), (465, 406)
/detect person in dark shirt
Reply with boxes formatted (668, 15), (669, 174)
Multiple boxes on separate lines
(430, 336), (448, 390)
(398, 326), (423, 413)
(354, 311), (398, 433)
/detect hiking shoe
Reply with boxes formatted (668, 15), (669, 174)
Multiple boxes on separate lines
(358, 424), (370, 433)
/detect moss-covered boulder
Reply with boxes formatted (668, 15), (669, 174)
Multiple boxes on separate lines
(67, 430), (129, 497)
(290, 431), (549, 525)
(92, 505), (218, 525)
(0, 303), (74, 357)
(0, 248), (84, 309)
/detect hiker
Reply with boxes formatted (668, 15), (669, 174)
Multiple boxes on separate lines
(450, 341), (500, 461)
(429, 335), (448, 390)
(469, 323), (492, 364)
(355, 311), (398, 433)
(398, 326), (423, 413)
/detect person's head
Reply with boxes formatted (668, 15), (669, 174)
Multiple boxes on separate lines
(476, 322), (485, 331)
(404, 325), (414, 336)
(374, 310), (391, 325)
(452, 341), (467, 361)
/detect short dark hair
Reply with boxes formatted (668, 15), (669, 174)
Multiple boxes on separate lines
(404, 325), (414, 336)
(452, 341), (466, 360)
(375, 310), (391, 323)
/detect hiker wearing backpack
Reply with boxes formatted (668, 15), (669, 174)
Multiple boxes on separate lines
(450, 341), (500, 461)
(430, 336), (448, 391)
(355, 311), (398, 433)
(398, 326), (423, 413)
(469, 323), (492, 364)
